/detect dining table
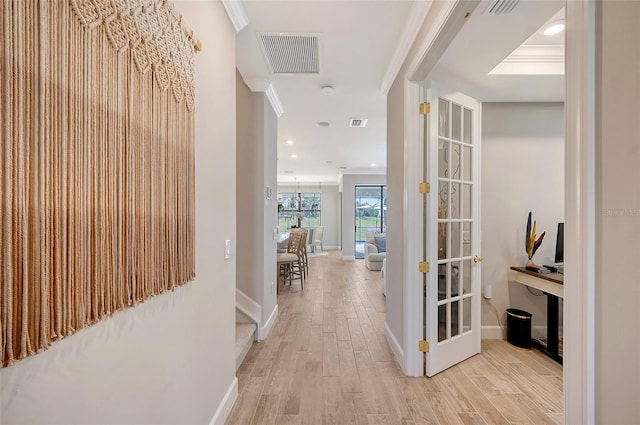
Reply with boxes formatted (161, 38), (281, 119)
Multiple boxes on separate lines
(277, 227), (315, 253)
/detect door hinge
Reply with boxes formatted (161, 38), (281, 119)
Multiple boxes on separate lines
(419, 340), (430, 352)
(419, 102), (430, 115)
(419, 181), (430, 194)
(419, 261), (430, 273)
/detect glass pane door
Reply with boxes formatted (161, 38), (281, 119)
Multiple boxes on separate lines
(355, 185), (386, 259)
(424, 81), (481, 377)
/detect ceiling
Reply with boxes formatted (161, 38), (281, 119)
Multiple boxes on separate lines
(235, 0), (565, 185)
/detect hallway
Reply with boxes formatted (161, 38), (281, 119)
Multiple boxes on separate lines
(227, 252), (563, 425)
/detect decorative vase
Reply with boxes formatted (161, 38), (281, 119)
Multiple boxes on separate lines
(526, 258), (539, 269)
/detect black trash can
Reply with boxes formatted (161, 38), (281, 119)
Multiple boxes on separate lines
(506, 308), (532, 348)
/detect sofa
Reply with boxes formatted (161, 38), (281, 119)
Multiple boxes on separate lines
(364, 232), (386, 271)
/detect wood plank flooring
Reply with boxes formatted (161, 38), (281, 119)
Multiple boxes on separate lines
(227, 251), (563, 425)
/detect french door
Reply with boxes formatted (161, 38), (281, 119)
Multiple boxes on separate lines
(423, 81), (481, 376)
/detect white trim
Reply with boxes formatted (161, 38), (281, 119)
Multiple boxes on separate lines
(244, 78), (270, 92)
(209, 377), (238, 425)
(481, 326), (504, 340)
(564, 1), (596, 424)
(322, 245), (340, 251)
(243, 79), (285, 118)
(236, 288), (261, 327)
(406, 1), (468, 81)
(220, 0), (248, 33)
(259, 304), (279, 341)
(384, 321), (404, 365)
(489, 44), (565, 76)
(402, 79), (423, 377)
(264, 84), (284, 117)
(342, 255), (355, 261)
(380, 1), (434, 94)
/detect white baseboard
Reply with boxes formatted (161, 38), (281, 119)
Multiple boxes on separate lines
(342, 256), (355, 261)
(209, 377), (238, 425)
(481, 325), (504, 339)
(323, 245), (340, 250)
(384, 322), (404, 366)
(259, 304), (278, 341)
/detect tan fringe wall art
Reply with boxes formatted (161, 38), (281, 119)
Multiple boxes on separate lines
(1, 0), (200, 367)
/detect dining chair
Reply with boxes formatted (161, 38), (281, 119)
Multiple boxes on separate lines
(313, 226), (325, 253)
(276, 229), (305, 290)
(300, 228), (309, 278)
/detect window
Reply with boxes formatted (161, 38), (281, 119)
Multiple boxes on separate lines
(278, 192), (321, 228)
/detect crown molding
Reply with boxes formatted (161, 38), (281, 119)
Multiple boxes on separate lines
(503, 44), (564, 63)
(244, 78), (270, 92)
(380, 0), (434, 95)
(221, 0), (249, 33)
(264, 84), (284, 117)
(244, 78), (284, 117)
(490, 44), (565, 75)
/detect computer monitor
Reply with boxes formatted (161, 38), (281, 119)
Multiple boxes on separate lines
(554, 222), (564, 264)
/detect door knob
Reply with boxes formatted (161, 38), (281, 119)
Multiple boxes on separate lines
(473, 255), (483, 263)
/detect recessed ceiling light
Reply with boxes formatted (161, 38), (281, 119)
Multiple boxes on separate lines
(318, 121), (331, 127)
(339, 166), (348, 170)
(284, 170), (294, 174)
(371, 162), (377, 167)
(326, 160), (333, 164)
(291, 154), (297, 159)
(543, 21), (565, 36)
(286, 140), (295, 145)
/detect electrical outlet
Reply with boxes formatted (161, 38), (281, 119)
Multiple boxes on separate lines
(483, 284), (493, 299)
(224, 240), (231, 260)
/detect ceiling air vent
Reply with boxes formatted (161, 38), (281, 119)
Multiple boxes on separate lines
(483, 0), (521, 15)
(349, 118), (368, 128)
(258, 33), (320, 74)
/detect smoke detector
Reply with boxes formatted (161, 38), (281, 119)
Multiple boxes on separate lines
(320, 85), (335, 95)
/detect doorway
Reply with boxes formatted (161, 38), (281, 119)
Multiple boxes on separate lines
(398, 1), (595, 422)
(354, 185), (387, 259)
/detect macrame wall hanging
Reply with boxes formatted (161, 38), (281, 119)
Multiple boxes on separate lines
(1, 0), (200, 367)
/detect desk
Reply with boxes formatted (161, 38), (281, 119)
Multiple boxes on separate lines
(510, 266), (563, 364)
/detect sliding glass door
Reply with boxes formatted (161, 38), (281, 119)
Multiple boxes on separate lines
(355, 185), (387, 259)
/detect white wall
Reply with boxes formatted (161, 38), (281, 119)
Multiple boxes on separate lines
(481, 103), (564, 338)
(277, 184), (340, 249)
(386, 77), (406, 350)
(596, 2), (640, 423)
(339, 174), (387, 260)
(236, 74), (260, 303)
(236, 75), (278, 334)
(0, 2), (238, 423)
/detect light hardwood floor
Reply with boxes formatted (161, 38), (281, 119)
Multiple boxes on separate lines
(227, 251), (563, 425)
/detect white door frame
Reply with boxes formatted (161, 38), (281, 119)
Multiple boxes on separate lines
(400, 1), (596, 423)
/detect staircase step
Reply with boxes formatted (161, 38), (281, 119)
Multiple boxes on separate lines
(236, 322), (257, 370)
